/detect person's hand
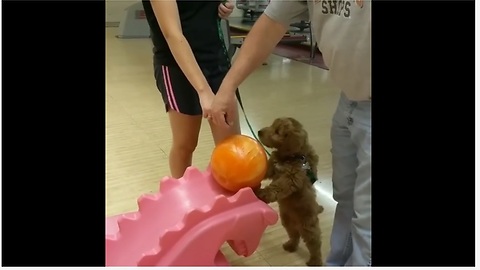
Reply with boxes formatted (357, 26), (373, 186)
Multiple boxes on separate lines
(210, 87), (237, 128)
(198, 90), (216, 119)
(218, 1), (234, 19)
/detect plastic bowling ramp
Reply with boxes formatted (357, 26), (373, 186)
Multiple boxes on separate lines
(106, 166), (278, 266)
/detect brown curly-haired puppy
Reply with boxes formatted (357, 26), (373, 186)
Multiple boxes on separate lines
(254, 117), (324, 266)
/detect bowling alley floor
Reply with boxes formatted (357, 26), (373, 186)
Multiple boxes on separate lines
(106, 26), (341, 266)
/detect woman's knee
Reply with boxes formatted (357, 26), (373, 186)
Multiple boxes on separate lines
(171, 138), (199, 155)
(168, 110), (202, 155)
(208, 115), (240, 145)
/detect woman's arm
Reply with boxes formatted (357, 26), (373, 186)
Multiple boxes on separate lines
(151, 0), (211, 95)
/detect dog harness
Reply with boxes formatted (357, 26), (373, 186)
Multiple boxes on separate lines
(277, 155), (318, 185)
(299, 155), (318, 185)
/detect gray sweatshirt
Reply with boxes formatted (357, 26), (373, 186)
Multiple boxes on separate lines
(264, 0), (371, 101)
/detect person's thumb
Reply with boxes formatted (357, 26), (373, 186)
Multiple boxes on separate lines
(225, 110), (235, 126)
(224, 1), (234, 9)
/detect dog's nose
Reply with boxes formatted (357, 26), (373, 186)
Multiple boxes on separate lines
(258, 130), (263, 136)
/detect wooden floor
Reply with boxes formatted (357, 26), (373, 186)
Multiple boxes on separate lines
(106, 27), (341, 266)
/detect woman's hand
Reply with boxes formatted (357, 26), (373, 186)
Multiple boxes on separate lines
(218, 1), (234, 19)
(199, 90), (216, 119)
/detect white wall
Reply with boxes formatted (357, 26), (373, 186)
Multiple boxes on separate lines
(106, 0), (243, 24)
(106, 0), (139, 23)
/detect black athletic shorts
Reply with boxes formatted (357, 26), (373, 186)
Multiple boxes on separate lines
(153, 58), (231, 116)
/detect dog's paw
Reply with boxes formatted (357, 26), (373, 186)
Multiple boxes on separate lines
(306, 257), (323, 266)
(258, 196), (269, 204)
(282, 240), (299, 252)
(254, 189), (268, 203)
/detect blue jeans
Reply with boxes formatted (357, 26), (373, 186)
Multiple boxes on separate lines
(325, 93), (371, 266)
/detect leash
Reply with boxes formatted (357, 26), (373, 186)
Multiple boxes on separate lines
(218, 22), (317, 182)
(235, 91), (318, 184)
(215, 16), (270, 156)
(216, 16), (316, 183)
(235, 91), (271, 157)
(236, 92), (318, 184)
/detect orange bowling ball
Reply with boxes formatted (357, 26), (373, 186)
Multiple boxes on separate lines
(210, 134), (268, 192)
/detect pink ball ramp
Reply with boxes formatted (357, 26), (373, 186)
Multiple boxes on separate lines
(106, 166), (279, 266)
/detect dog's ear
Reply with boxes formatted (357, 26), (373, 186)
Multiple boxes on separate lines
(268, 118), (289, 145)
(280, 121), (307, 153)
(283, 118), (306, 138)
(286, 117), (302, 128)
(286, 128), (307, 147)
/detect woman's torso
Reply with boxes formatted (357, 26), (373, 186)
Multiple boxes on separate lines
(142, 0), (229, 68)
